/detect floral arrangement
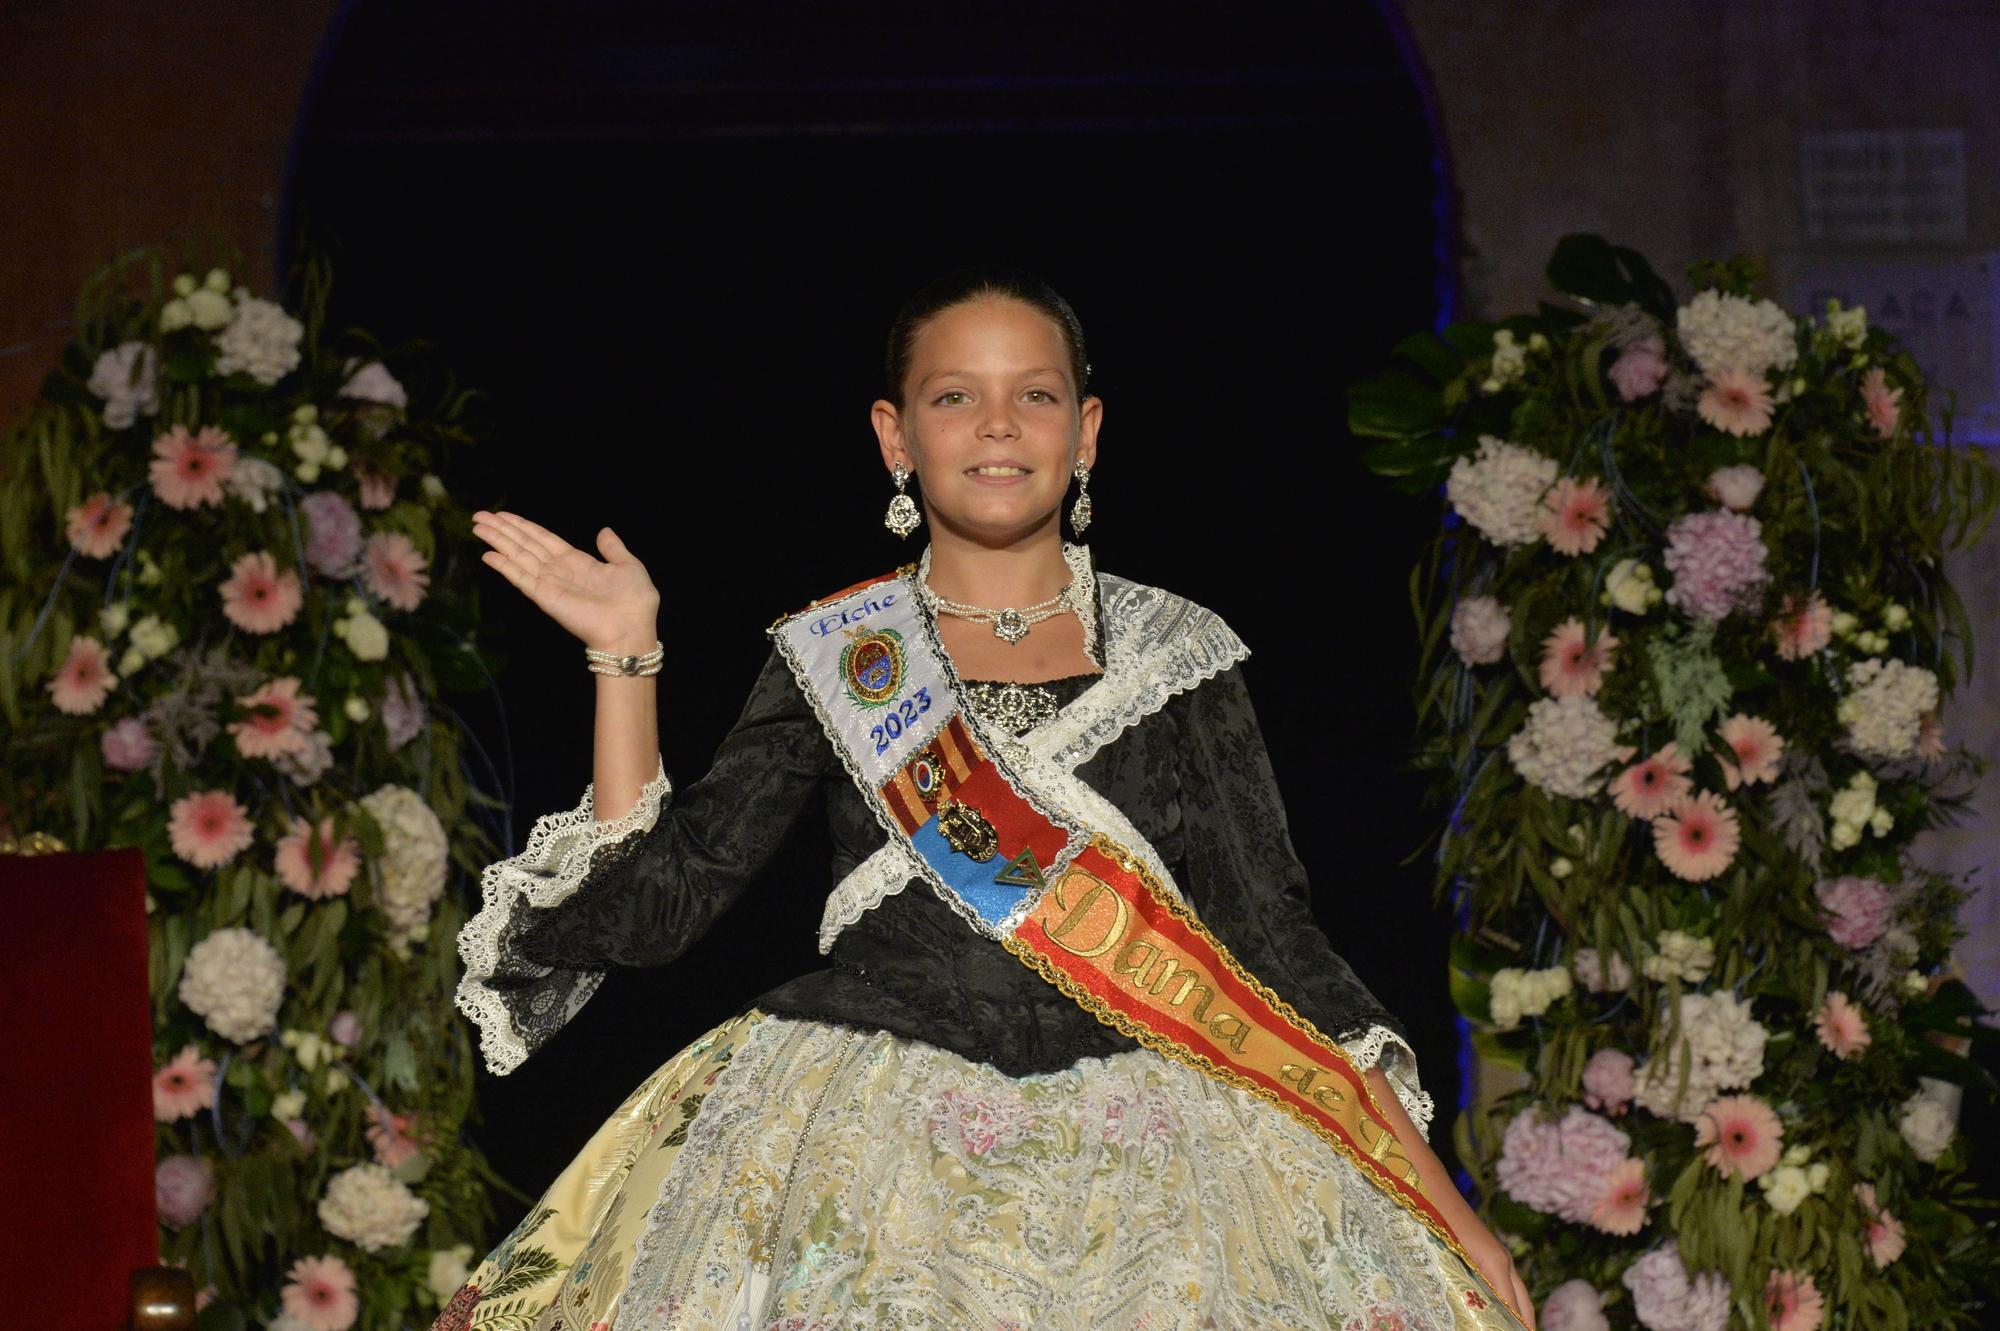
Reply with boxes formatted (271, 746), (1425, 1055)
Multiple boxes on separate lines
(1351, 234), (2000, 1330)
(0, 251), (508, 1330)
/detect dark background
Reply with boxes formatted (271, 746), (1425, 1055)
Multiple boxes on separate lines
(288, 0), (1465, 1219)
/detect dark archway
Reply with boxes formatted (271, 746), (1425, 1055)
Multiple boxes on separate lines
(288, 0), (1465, 1215)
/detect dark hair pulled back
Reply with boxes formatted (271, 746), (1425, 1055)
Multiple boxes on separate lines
(883, 264), (1091, 408)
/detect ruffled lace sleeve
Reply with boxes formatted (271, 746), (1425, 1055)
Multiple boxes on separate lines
(1173, 664), (1435, 1138)
(455, 646), (831, 1076)
(455, 757), (674, 1076)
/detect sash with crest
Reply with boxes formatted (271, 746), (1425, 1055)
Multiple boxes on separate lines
(769, 565), (1486, 1282)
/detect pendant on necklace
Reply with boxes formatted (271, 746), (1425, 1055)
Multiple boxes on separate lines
(993, 609), (1030, 644)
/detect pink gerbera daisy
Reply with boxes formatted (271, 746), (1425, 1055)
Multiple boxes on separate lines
(1855, 1182), (1906, 1268)
(1609, 742), (1693, 819)
(1539, 476), (1614, 556)
(148, 425), (237, 510)
(1771, 591), (1834, 660)
(218, 551), (304, 634)
(1538, 617), (1619, 699)
(363, 531), (431, 612)
(65, 490), (135, 559)
(46, 633), (118, 715)
(1697, 366), (1775, 437)
(167, 789), (255, 870)
(1652, 789), (1741, 881)
(1764, 1269), (1825, 1331)
(1860, 366), (1903, 439)
(1717, 713), (1785, 789)
(229, 677), (318, 759)
(1694, 1094), (1784, 1180)
(274, 814), (361, 900)
(1589, 1157), (1649, 1235)
(1815, 991), (1871, 1059)
(366, 1103), (423, 1169)
(282, 1254), (359, 1331)
(152, 1045), (217, 1122)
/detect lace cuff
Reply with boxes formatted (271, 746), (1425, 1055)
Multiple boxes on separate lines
(1341, 1023), (1434, 1140)
(455, 756), (673, 1075)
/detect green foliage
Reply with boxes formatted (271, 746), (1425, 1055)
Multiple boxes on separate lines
(0, 246), (504, 1328)
(1352, 234), (2000, 1325)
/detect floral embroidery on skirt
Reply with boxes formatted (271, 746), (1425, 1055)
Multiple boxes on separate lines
(435, 1009), (1514, 1330)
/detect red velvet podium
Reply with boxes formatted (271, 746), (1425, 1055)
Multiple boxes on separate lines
(0, 846), (162, 1329)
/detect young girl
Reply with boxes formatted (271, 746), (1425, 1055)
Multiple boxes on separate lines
(442, 267), (1534, 1330)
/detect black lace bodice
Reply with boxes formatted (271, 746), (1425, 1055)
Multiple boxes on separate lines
(503, 648), (1409, 1078)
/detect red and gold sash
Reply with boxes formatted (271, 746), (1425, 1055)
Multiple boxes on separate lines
(771, 568), (1483, 1279)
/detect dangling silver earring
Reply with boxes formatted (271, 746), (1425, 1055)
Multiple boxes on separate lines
(884, 462), (921, 538)
(1069, 462), (1093, 534)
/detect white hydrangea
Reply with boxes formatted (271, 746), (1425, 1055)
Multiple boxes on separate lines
(1571, 947), (1633, 992)
(1838, 658), (1939, 759)
(1632, 990), (1768, 1122)
(214, 294), (304, 386)
(178, 927), (286, 1044)
(1507, 695), (1632, 799)
(318, 1162), (429, 1251)
(1642, 930), (1715, 984)
(87, 341), (160, 429)
(1898, 1087), (1956, 1163)
(1489, 965), (1572, 1028)
(1450, 594), (1512, 666)
(1447, 435), (1558, 547)
(1675, 289), (1800, 379)
(360, 784), (448, 954)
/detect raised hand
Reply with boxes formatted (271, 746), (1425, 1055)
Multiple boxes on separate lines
(471, 510), (660, 651)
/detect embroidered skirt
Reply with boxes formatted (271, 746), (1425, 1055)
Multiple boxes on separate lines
(433, 1008), (1516, 1331)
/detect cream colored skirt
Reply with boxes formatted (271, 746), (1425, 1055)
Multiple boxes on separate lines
(433, 1008), (1518, 1331)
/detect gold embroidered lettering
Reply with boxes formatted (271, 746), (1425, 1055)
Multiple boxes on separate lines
(1113, 940), (1155, 979)
(1278, 1062), (1320, 1095)
(1044, 872), (1128, 959)
(1206, 1012), (1250, 1053)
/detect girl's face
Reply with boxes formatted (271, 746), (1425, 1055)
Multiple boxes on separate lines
(873, 295), (1101, 546)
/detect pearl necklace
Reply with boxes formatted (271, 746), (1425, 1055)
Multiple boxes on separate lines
(916, 545), (1092, 646)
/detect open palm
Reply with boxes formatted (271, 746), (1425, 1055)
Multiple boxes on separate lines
(471, 509), (659, 650)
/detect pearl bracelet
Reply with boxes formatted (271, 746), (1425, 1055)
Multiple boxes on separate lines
(584, 639), (664, 677)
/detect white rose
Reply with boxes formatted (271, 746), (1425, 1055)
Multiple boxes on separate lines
(1899, 1088), (1956, 1163)
(100, 602), (132, 636)
(426, 1246), (474, 1303)
(345, 695), (371, 722)
(270, 1089), (306, 1119)
(159, 299), (194, 332)
(118, 647), (146, 675)
(129, 614), (179, 660)
(337, 609), (390, 661)
(1603, 558), (1660, 615)
(186, 287), (233, 331)
(1642, 930), (1715, 984)
(1760, 1164), (1812, 1215)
